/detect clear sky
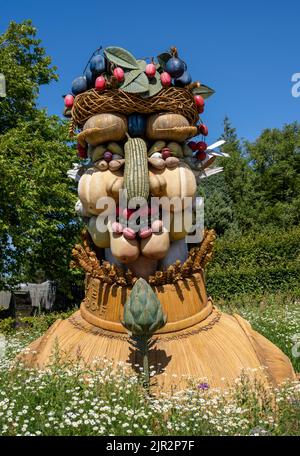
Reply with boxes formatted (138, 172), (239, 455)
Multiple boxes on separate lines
(1, 0), (299, 143)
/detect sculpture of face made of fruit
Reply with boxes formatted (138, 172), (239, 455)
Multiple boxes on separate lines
(65, 46), (226, 279)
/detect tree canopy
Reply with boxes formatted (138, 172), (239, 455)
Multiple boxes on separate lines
(0, 21), (81, 292)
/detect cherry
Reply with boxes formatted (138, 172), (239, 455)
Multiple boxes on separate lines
(145, 63), (156, 78)
(196, 150), (207, 161)
(64, 94), (74, 108)
(197, 141), (208, 152)
(160, 72), (172, 87)
(113, 67), (125, 82)
(198, 124), (208, 136)
(188, 141), (198, 152)
(95, 76), (106, 90)
(194, 95), (205, 108)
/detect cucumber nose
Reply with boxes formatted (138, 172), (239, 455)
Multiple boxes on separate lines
(123, 137), (150, 205)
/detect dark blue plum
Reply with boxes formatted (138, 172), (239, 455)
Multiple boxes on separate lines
(90, 55), (106, 76)
(174, 71), (192, 87)
(85, 68), (95, 89)
(72, 76), (88, 95)
(128, 114), (147, 137)
(165, 57), (185, 78)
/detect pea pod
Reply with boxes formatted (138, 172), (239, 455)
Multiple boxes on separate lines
(107, 142), (124, 156)
(148, 141), (166, 156)
(167, 142), (183, 157)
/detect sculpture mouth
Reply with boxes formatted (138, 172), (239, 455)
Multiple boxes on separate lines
(71, 229), (216, 285)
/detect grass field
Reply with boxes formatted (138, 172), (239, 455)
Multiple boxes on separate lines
(0, 292), (299, 436)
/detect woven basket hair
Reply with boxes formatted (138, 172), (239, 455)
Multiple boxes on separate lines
(71, 87), (199, 132)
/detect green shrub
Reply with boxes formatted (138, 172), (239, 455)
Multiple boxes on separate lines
(206, 227), (300, 298)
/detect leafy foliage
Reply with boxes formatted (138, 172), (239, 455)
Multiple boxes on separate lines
(104, 46), (140, 70)
(0, 20), (57, 134)
(192, 84), (215, 99)
(0, 21), (82, 293)
(206, 226), (300, 298)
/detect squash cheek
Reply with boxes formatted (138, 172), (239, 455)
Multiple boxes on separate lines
(78, 168), (123, 215)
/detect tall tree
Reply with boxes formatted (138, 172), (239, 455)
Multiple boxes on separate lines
(0, 21), (81, 293)
(0, 20), (57, 133)
(219, 117), (254, 231)
(245, 123), (300, 228)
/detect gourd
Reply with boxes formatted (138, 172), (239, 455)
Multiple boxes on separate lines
(78, 168), (124, 215)
(124, 137), (149, 204)
(149, 170), (167, 197)
(146, 113), (197, 142)
(149, 163), (196, 211)
(87, 216), (110, 248)
(128, 114), (147, 137)
(108, 222), (140, 264)
(140, 228), (170, 260)
(78, 113), (127, 146)
(162, 162), (197, 211)
(169, 211), (193, 241)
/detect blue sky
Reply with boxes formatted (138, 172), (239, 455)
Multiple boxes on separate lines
(1, 0), (299, 143)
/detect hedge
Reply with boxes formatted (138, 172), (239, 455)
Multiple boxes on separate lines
(206, 226), (300, 299)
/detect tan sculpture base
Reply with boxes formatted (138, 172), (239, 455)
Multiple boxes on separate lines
(21, 271), (296, 392)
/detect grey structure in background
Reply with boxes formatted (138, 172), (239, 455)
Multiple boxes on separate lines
(0, 73), (6, 97)
(0, 281), (56, 316)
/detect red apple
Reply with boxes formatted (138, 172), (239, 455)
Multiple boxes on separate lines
(160, 72), (172, 87)
(113, 67), (125, 82)
(95, 76), (106, 90)
(64, 94), (74, 108)
(145, 63), (156, 78)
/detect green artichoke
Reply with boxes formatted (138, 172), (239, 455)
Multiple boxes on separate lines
(122, 278), (167, 336)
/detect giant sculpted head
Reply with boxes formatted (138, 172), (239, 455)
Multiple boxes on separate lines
(65, 47), (220, 279)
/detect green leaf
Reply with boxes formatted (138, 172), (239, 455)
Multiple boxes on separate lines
(137, 59), (147, 71)
(121, 69), (143, 89)
(157, 52), (171, 69)
(122, 72), (149, 94)
(146, 72), (163, 97)
(193, 84), (215, 99)
(104, 46), (139, 69)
